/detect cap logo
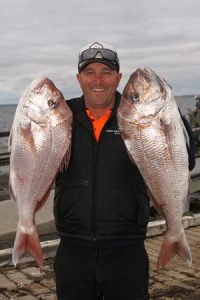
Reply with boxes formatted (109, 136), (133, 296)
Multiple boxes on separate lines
(95, 52), (103, 59)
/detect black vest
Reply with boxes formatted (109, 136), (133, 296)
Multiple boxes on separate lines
(54, 92), (150, 242)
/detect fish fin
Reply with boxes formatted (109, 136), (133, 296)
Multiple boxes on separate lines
(8, 128), (13, 152)
(35, 185), (52, 212)
(180, 117), (190, 149)
(9, 180), (17, 202)
(20, 118), (31, 130)
(160, 113), (171, 127)
(19, 121), (37, 153)
(147, 188), (163, 215)
(60, 142), (72, 172)
(12, 223), (43, 267)
(157, 231), (192, 272)
(183, 187), (190, 214)
(183, 176), (191, 214)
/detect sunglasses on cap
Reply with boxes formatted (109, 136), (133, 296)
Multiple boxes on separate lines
(78, 48), (119, 69)
(80, 47), (118, 62)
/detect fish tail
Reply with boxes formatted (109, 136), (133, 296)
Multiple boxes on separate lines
(12, 223), (43, 267)
(157, 231), (192, 272)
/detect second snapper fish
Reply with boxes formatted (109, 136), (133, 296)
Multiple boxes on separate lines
(9, 78), (72, 267)
(117, 67), (192, 271)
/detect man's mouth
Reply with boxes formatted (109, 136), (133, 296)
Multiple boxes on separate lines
(92, 88), (105, 92)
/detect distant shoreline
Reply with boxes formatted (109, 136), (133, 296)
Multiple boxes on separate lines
(0, 103), (17, 107)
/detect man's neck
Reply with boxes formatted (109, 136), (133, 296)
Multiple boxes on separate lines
(86, 107), (112, 119)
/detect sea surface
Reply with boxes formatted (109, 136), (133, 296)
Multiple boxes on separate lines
(0, 95), (197, 200)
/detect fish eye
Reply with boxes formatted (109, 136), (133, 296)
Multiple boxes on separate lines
(131, 92), (139, 102)
(48, 99), (58, 109)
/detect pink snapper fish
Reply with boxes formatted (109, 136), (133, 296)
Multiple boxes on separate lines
(9, 77), (72, 267)
(117, 67), (192, 271)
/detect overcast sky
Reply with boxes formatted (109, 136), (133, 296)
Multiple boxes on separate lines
(0, 0), (200, 105)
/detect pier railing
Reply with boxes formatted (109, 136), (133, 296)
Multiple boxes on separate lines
(0, 132), (10, 166)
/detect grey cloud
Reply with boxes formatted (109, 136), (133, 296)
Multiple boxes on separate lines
(0, 0), (200, 104)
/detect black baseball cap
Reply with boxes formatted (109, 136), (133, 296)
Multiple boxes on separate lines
(78, 41), (120, 73)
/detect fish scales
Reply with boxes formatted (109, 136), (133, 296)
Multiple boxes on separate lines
(9, 77), (72, 267)
(117, 67), (192, 271)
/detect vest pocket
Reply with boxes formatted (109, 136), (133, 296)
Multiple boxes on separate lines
(96, 187), (139, 236)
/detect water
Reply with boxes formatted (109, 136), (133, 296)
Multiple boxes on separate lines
(175, 95), (197, 115)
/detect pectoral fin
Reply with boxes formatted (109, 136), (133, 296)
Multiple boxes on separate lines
(19, 121), (37, 153)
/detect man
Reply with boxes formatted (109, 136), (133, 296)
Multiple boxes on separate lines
(53, 41), (195, 300)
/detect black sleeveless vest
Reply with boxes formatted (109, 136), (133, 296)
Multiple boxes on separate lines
(54, 92), (150, 242)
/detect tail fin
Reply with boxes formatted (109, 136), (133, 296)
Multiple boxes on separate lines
(157, 231), (192, 272)
(12, 222), (43, 267)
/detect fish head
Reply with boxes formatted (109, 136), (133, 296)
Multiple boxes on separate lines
(22, 77), (71, 126)
(119, 67), (172, 123)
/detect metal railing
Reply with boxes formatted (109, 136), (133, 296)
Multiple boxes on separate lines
(0, 132), (10, 166)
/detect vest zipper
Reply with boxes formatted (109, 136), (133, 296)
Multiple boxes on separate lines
(90, 115), (114, 241)
(91, 144), (98, 241)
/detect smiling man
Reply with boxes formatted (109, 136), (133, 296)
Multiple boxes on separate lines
(53, 41), (150, 300)
(77, 62), (121, 115)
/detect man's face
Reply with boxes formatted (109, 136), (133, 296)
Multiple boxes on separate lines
(76, 63), (122, 110)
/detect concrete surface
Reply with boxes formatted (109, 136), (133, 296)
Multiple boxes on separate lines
(0, 190), (57, 250)
(1, 188), (200, 249)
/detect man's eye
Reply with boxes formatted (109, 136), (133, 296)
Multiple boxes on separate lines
(84, 70), (94, 75)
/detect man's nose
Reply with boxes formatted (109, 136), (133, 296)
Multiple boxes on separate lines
(93, 74), (103, 84)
